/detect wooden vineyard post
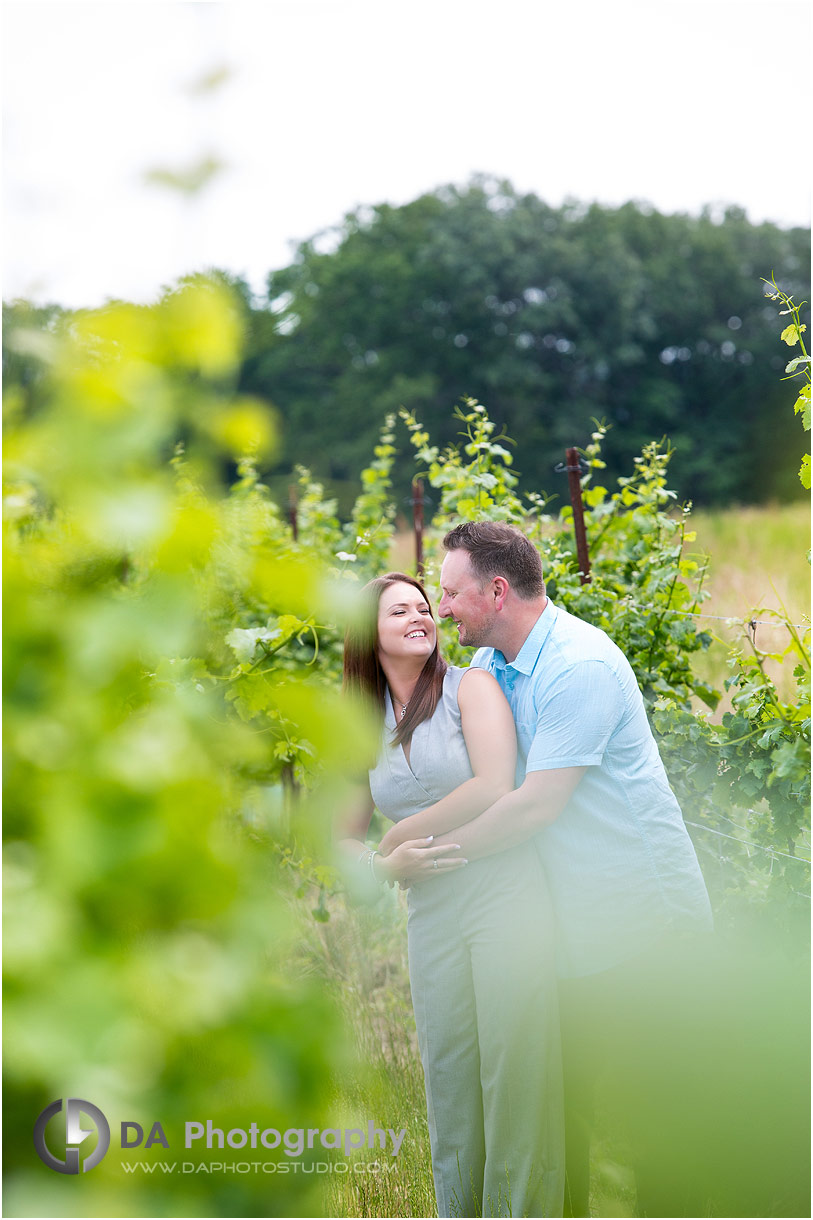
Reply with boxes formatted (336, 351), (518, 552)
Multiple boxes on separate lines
(288, 484), (298, 542)
(564, 447), (591, 585)
(412, 478), (425, 579)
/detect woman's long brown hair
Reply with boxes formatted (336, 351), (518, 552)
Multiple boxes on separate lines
(343, 572), (448, 748)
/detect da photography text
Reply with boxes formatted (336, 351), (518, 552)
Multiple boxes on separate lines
(121, 1159), (400, 1176)
(127, 1118), (407, 1157)
(33, 1098), (407, 1176)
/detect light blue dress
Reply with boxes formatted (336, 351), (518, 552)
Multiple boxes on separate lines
(370, 665), (564, 1218)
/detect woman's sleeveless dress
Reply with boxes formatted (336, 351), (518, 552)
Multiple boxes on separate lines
(370, 665), (564, 1218)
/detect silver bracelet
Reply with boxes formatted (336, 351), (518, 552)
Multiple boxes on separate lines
(358, 846), (391, 887)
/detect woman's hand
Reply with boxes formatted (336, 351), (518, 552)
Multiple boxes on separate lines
(376, 837), (466, 886)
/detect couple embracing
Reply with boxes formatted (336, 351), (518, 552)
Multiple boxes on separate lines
(342, 522), (712, 1219)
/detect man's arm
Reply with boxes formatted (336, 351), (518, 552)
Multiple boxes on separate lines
(432, 766), (587, 860)
(438, 657), (624, 859)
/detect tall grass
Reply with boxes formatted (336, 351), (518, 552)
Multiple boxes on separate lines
(690, 502), (809, 620)
(286, 882), (437, 1217)
(687, 502), (810, 716)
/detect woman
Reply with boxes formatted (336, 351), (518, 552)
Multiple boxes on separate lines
(341, 572), (564, 1219)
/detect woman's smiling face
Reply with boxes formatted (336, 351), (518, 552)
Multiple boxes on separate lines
(376, 580), (437, 665)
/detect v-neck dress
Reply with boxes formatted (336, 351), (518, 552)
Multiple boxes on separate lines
(372, 665), (474, 823)
(369, 665), (564, 1219)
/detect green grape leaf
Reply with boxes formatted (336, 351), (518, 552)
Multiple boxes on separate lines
(780, 322), (806, 346)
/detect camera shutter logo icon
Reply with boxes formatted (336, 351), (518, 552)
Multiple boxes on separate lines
(33, 1098), (111, 1174)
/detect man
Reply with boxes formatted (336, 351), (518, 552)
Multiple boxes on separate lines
(434, 521), (713, 1217)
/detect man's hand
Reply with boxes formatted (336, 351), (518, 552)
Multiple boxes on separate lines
(379, 820), (412, 858)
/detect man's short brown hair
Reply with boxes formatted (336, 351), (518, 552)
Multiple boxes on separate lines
(442, 522), (545, 600)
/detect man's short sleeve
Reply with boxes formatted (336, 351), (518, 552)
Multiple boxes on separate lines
(469, 648), (492, 671)
(525, 659), (625, 772)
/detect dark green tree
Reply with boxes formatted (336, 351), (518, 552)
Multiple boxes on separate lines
(238, 177), (809, 507)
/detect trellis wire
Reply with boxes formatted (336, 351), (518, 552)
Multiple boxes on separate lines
(685, 820), (810, 868)
(632, 606), (808, 631)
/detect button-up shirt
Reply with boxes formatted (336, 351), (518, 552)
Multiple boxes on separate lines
(472, 599), (712, 977)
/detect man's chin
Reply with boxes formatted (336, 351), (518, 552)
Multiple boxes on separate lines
(456, 626), (481, 648)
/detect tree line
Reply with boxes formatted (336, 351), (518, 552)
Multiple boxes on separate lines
(4, 175), (810, 510)
(236, 176), (809, 509)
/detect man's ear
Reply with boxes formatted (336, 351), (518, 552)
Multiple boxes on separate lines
(492, 577), (509, 611)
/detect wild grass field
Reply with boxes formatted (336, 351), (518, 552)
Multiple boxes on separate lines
(308, 502), (810, 1220)
(687, 501), (810, 714)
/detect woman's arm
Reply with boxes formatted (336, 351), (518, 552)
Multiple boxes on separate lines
(336, 786), (376, 873)
(337, 785), (467, 886)
(378, 668), (517, 857)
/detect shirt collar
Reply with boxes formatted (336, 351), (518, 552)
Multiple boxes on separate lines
(490, 599), (558, 676)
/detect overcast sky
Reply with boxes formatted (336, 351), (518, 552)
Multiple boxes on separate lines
(3, 0), (811, 309)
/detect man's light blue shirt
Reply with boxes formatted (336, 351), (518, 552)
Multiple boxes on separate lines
(472, 599), (712, 978)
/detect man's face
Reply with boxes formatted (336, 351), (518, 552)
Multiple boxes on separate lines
(438, 549), (497, 648)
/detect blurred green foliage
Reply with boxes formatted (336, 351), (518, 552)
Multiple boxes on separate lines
(3, 278), (374, 1217)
